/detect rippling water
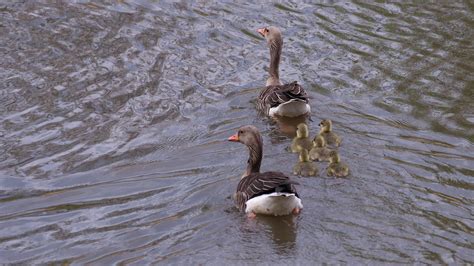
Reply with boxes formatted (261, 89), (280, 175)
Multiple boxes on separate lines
(1, 1), (473, 264)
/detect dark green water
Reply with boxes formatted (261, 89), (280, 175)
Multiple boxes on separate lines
(0, 1), (473, 264)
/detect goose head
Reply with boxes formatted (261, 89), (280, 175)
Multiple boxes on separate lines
(228, 125), (263, 147)
(319, 119), (333, 133)
(257, 26), (283, 86)
(257, 26), (282, 45)
(228, 125), (263, 176)
(296, 123), (309, 139)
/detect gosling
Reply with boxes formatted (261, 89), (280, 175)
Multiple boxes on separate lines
(318, 119), (341, 147)
(293, 148), (319, 177)
(291, 123), (314, 153)
(326, 151), (350, 177)
(309, 135), (332, 162)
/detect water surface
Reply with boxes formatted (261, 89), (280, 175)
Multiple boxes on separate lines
(0, 1), (473, 264)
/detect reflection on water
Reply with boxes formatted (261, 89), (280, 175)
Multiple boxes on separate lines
(0, 0), (473, 264)
(254, 215), (297, 253)
(272, 115), (309, 138)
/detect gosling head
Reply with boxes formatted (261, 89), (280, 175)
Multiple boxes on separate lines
(319, 119), (333, 133)
(296, 123), (309, 138)
(328, 150), (340, 163)
(299, 149), (310, 162)
(313, 135), (326, 147)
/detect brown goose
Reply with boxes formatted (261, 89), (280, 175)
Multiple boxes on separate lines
(256, 26), (310, 117)
(228, 125), (303, 217)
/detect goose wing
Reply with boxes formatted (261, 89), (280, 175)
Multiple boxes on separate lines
(257, 81), (309, 114)
(234, 171), (299, 212)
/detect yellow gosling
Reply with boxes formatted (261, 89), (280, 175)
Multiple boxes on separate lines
(291, 123), (314, 153)
(326, 151), (350, 177)
(309, 135), (332, 162)
(293, 149), (319, 177)
(318, 119), (341, 147)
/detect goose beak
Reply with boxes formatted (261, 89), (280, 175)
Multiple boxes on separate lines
(228, 133), (239, 142)
(257, 28), (265, 37)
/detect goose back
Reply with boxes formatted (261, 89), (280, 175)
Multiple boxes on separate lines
(257, 81), (309, 116)
(234, 171), (299, 212)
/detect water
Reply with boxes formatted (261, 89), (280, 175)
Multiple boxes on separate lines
(0, 1), (473, 264)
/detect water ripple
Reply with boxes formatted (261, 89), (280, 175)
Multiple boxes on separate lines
(0, 0), (473, 264)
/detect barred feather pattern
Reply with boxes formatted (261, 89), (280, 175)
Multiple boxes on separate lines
(257, 81), (309, 116)
(234, 171), (299, 212)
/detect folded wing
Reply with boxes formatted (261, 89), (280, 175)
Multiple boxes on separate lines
(234, 171), (299, 212)
(257, 81), (309, 115)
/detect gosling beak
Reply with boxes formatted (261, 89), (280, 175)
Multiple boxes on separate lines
(228, 133), (239, 142)
(257, 28), (266, 37)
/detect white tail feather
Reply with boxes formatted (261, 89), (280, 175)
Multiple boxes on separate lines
(269, 100), (310, 117)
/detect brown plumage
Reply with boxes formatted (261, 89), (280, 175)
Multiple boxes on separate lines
(257, 81), (309, 117)
(228, 125), (301, 213)
(256, 26), (310, 117)
(234, 171), (299, 212)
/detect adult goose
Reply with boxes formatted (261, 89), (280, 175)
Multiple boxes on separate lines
(256, 26), (310, 117)
(228, 125), (303, 217)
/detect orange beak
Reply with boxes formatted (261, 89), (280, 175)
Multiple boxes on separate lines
(228, 133), (239, 142)
(257, 28), (266, 37)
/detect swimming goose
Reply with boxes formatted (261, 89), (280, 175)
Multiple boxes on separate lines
(326, 151), (350, 177)
(309, 135), (332, 162)
(256, 26), (310, 117)
(293, 149), (319, 177)
(318, 119), (341, 147)
(291, 123), (314, 153)
(228, 125), (303, 217)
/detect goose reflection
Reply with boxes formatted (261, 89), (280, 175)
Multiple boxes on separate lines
(237, 213), (298, 256)
(270, 114), (309, 138)
(256, 215), (298, 253)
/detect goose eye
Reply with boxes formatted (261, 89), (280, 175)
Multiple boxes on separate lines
(265, 28), (269, 33)
(238, 130), (243, 135)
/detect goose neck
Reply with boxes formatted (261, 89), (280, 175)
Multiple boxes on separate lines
(244, 142), (262, 177)
(268, 38), (282, 82)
